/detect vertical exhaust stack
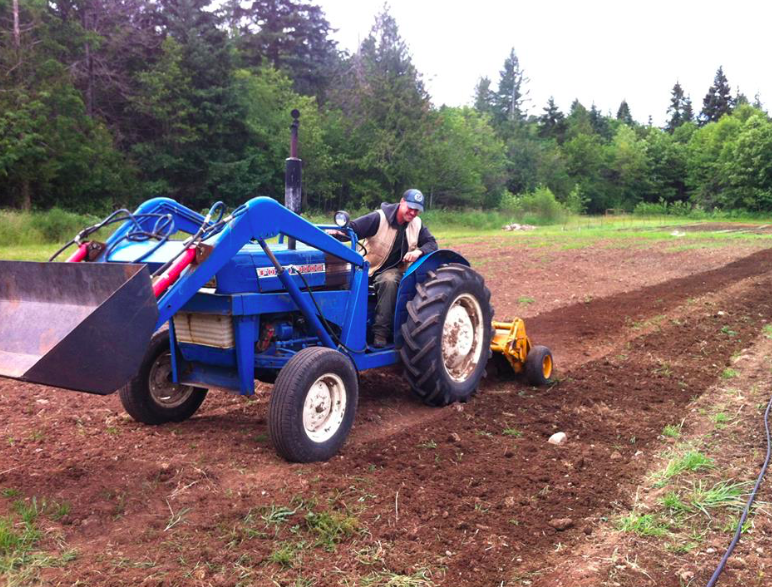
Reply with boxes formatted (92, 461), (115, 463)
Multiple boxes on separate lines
(285, 109), (302, 250)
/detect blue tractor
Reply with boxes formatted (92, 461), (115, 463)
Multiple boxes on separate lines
(0, 196), (511, 461)
(0, 114), (553, 462)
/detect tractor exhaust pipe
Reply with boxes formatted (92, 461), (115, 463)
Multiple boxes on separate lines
(285, 109), (302, 250)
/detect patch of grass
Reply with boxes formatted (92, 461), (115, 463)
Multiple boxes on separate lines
(164, 500), (191, 532)
(686, 480), (746, 518)
(721, 368), (739, 379)
(720, 326), (737, 337)
(417, 440), (437, 450)
(1, 488), (20, 499)
(662, 424), (682, 438)
(661, 491), (690, 513)
(502, 428), (523, 438)
(361, 567), (436, 586)
(304, 510), (360, 551)
(517, 296), (535, 306)
(764, 324), (772, 339)
(712, 413), (730, 428)
(617, 512), (669, 537)
(260, 504), (300, 527)
(0, 497), (76, 581)
(50, 502), (71, 521)
(655, 450), (715, 487)
(266, 540), (306, 568)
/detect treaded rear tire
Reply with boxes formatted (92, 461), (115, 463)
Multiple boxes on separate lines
(269, 347), (358, 463)
(399, 264), (493, 406)
(119, 330), (208, 425)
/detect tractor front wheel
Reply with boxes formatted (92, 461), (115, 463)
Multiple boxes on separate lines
(269, 347), (358, 462)
(400, 264), (493, 406)
(119, 330), (208, 425)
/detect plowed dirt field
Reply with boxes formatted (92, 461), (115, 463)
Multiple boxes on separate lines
(2, 226), (771, 586)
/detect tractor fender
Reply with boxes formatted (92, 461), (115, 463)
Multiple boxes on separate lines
(393, 250), (471, 348)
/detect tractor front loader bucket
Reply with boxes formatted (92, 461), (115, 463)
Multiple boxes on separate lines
(0, 261), (158, 395)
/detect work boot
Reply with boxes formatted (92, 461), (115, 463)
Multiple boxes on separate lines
(373, 334), (388, 348)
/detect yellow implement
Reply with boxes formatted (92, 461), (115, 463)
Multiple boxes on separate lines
(490, 319), (554, 385)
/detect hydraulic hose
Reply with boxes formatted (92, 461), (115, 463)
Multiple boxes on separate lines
(705, 390), (772, 586)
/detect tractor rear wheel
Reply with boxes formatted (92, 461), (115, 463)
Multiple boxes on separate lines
(400, 264), (493, 406)
(269, 347), (358, 463)
(119, 330), (208, 425)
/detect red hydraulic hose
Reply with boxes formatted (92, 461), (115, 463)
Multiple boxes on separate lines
(152, 247), (197, 297)
(65, 243), (89, 262)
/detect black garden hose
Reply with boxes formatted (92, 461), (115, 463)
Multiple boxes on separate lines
(705, 391), (772, 586)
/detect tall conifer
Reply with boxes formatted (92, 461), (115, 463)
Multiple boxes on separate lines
(700, 66), (733, 124)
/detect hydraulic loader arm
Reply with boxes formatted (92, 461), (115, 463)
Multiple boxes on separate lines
(154, 197), (366, 327)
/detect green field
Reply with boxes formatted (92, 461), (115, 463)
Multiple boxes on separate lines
(2, 211), (772, 263)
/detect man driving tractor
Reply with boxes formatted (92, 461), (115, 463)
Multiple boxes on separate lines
(349, 189), (438, 347)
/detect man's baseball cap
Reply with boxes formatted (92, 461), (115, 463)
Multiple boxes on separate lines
(402, 188), (425, 212)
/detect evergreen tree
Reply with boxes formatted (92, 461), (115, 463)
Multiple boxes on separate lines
(494, 47), (529, 125)
(666, 81), (687, 133)
(589, 103), (611, 139)
(734, 88), (749, 106)
(683, 96), (694, 123)
(753, 92), (764, 111)
(131, 0), (249, 206)
(0, 0), (131, 210)
(472, 76), (494, 115)
(566, 99), (593, 137)
(227, 0), (339, 98)
(328, 7), (432, 204)
(700, 66), (733, 125)
(616, 99), (634, 126)
(538, 97), (566, 142)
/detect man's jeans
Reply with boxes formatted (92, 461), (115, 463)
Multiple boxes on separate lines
(372, 267), (404, 340)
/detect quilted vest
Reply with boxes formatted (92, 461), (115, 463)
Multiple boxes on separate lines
(363, 209), (422, 276)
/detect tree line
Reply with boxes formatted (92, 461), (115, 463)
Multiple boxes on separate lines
(1, 0), (770, 215)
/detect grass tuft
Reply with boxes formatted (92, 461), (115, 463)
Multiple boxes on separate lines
(617, 512), (669, 537)
(655, 450), (714, 487)
(304, 510), (360, 551)
(662, 424), (682, 438)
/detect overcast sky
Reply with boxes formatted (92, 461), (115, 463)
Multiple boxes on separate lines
(315, 0), (771, 126)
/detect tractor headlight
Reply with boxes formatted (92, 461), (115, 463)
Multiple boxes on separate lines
(334, 210), (350, 228)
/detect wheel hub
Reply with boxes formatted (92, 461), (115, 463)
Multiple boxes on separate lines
(303, 373), (347, 443)
(149, 352), (195, 408)
(442, 294), (484, 382)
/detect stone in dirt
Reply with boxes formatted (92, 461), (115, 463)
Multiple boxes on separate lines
(548, 432), (567, 445)
(448, 432), (461, 443)
(548, 518), (574, 531)
(678, 569), (695, 582)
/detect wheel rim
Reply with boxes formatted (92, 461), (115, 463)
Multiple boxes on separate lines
(441, 293), (485, 382)
(302, 373), (347, 443)
(149, 352), (195, 408)
(542, 354), (553, 379)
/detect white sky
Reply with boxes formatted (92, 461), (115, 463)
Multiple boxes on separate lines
(316, 0), (771, 126)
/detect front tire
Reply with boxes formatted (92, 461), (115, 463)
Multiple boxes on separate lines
(269, 347), (359, 463)
(119, 330), (208, 425)
(400, 264), (493, 406)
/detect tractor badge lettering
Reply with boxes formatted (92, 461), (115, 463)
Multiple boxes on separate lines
(256, 263), (326, 279)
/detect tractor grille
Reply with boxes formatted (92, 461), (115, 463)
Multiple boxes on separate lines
(173, 313), (235, 348)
